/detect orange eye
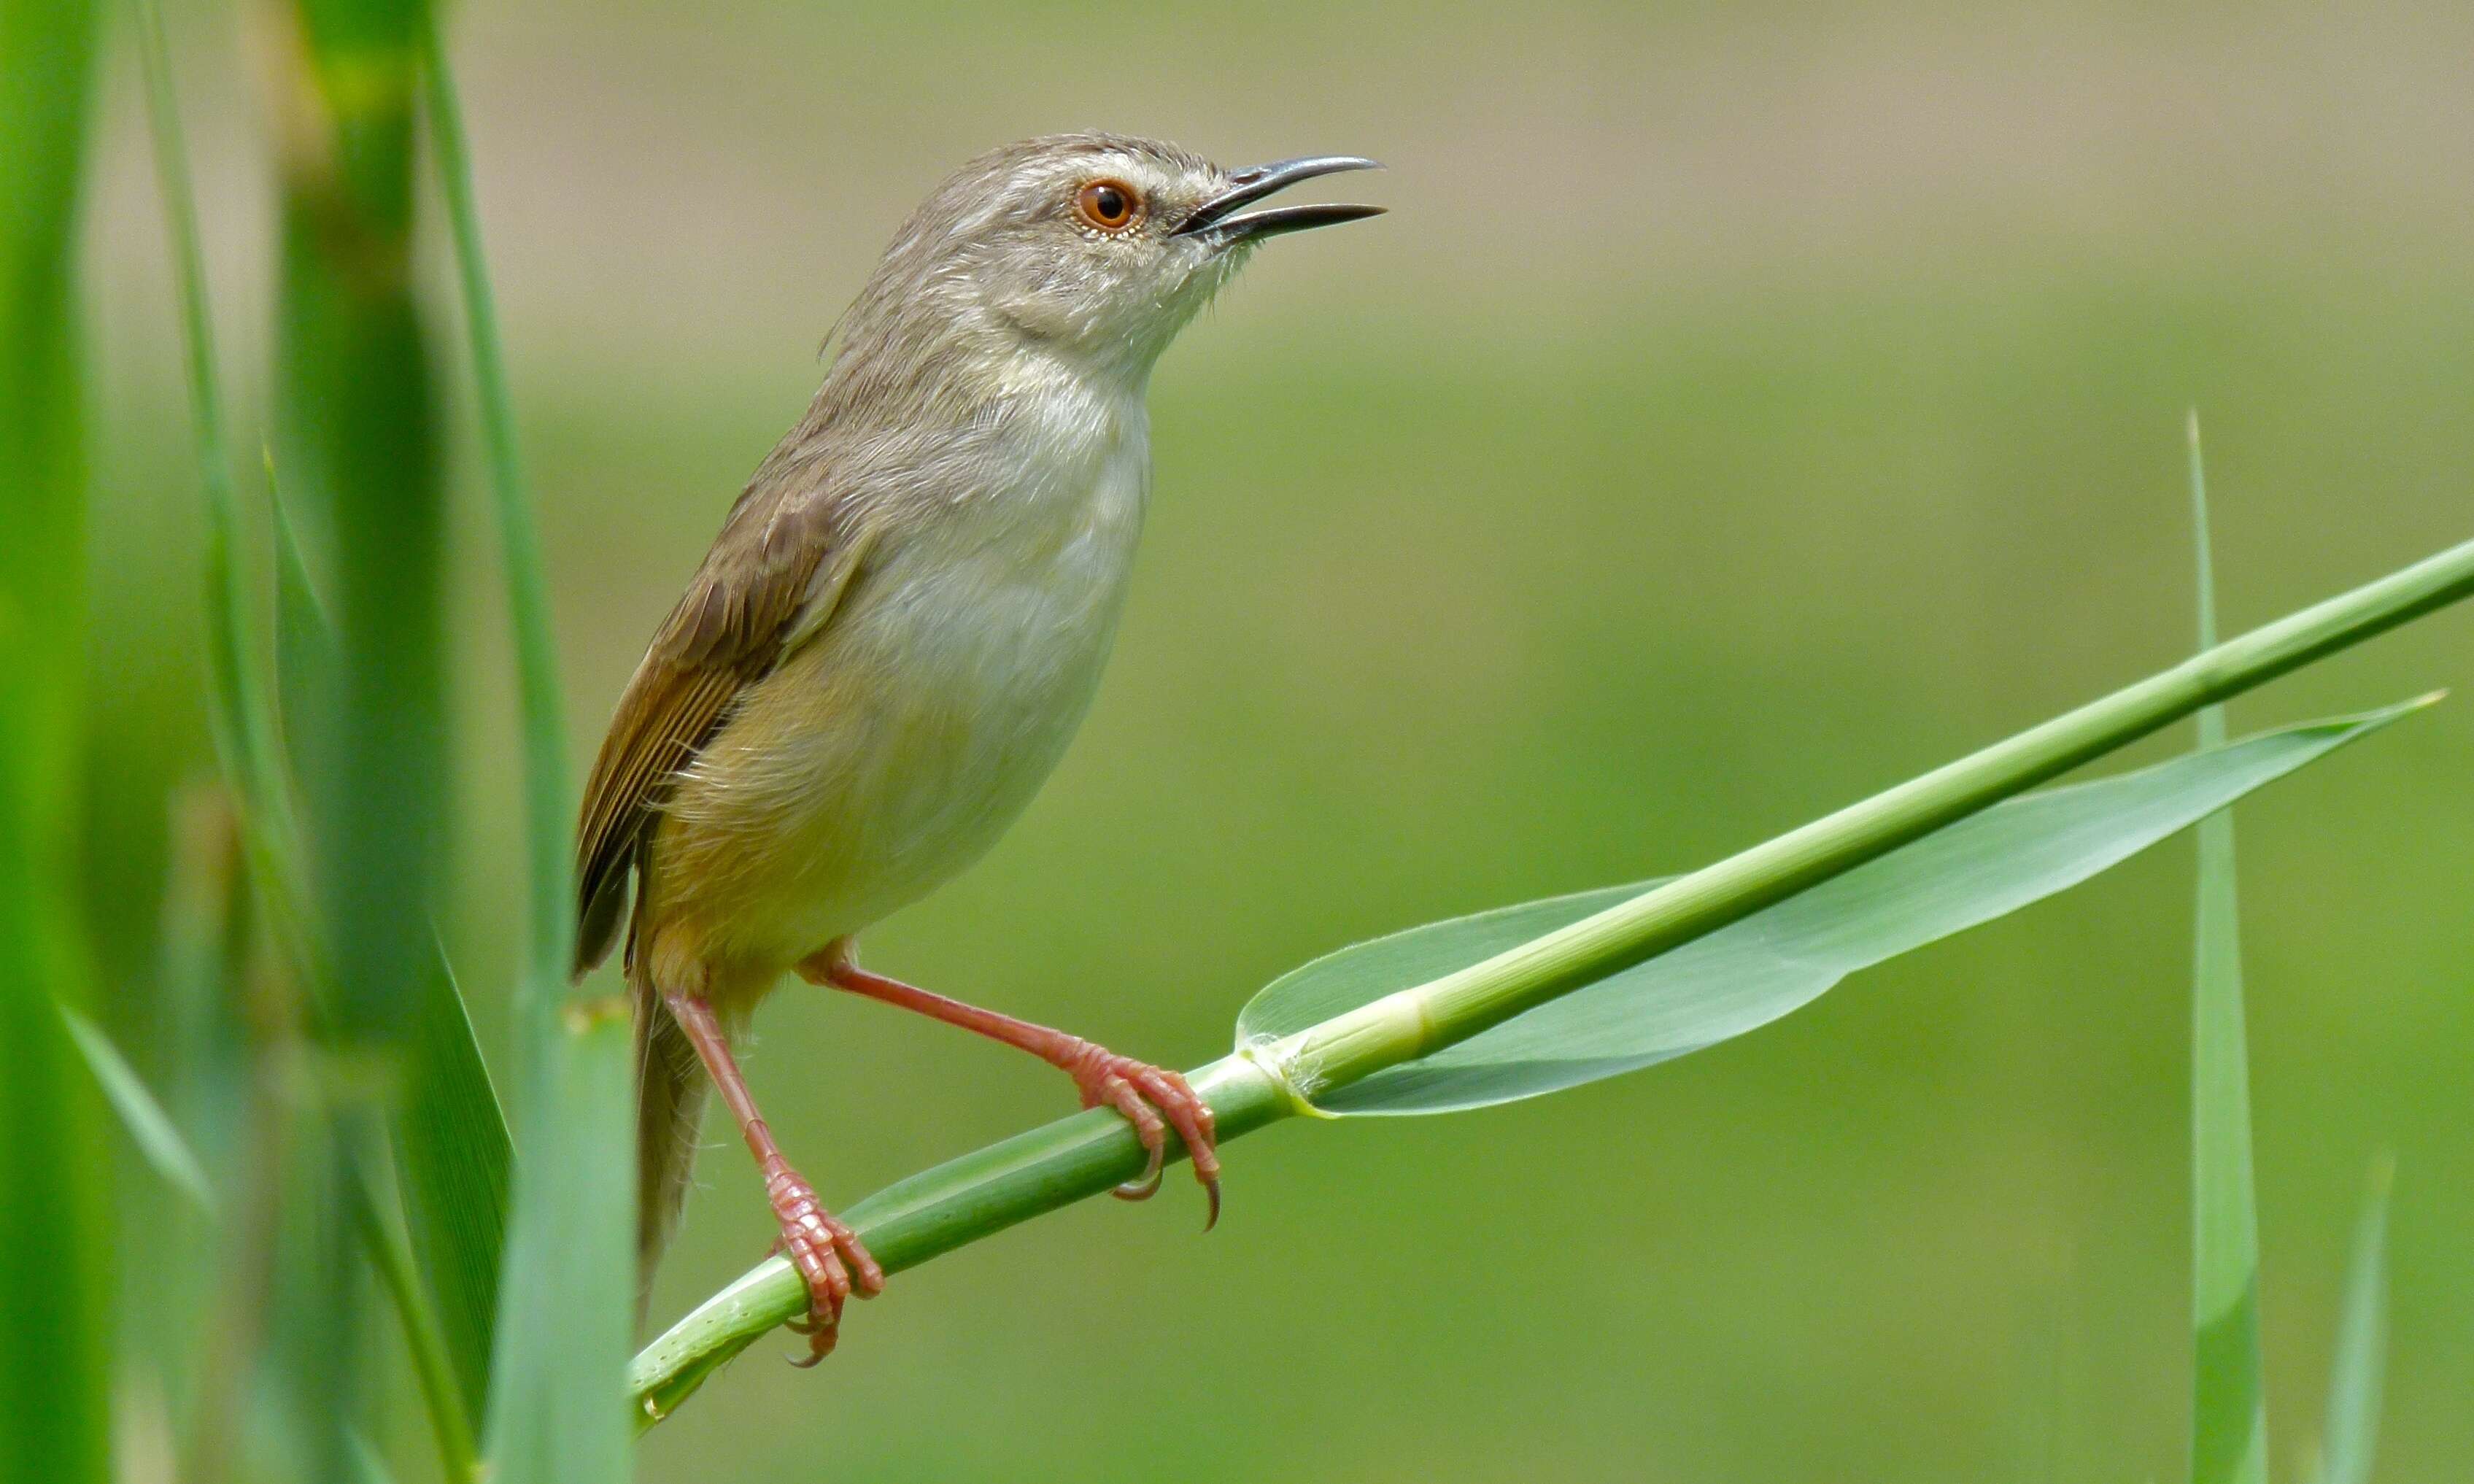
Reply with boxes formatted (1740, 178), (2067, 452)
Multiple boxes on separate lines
(1075, 179), (1140, 231)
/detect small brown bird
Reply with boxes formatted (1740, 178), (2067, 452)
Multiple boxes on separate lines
(573, 134), (1381, 1359)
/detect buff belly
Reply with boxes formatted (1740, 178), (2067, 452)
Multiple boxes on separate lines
(640, 441), (1147, 1010)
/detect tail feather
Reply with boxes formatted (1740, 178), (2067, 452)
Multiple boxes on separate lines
(631, 951), (707, 1319)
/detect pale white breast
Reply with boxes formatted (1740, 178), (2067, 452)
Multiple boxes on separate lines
(704, 374), (1153, 959)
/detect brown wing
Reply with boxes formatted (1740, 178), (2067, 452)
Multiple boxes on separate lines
(572, 474), (872, 977)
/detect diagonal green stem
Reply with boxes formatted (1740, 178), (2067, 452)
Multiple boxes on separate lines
(631, 525), (2474, 1426)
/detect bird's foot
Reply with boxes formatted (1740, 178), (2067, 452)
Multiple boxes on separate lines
(803, 943), (1224, 1227)
(762, 1156), (884, 1365)
(1051, 1039), (1221, 1226)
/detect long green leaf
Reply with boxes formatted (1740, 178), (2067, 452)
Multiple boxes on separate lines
(133, 12), (506, 1463)
(417, 1), (573, 1016)
(271, 2), (445, 1475)
(274, 0), (444, 1048)
(347, 1148), (478, 1481)
(417, 9), (627, 1480)
(1240, 705), (2419, 1114)
(2188, 415), (2267, 1484)
(2316, 1157), (2392, 1484)
(0, 0), (109, 1479)
(130, 0), (299, 875)
(61, 1006), (217, 1217)
(393, 944), (512, 1431)
(483, 1007), (635, 1484)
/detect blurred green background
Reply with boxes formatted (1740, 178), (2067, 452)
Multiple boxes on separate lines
(80, 0), (2474, 1478)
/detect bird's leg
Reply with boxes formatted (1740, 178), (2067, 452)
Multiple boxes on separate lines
(796, 940), (1221, 1226)
(661, 992), (884, 1364)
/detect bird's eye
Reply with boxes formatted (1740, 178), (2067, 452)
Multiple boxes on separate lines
(1074, 179), (1141, 232)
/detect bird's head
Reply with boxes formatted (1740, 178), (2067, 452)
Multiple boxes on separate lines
(836, 134), (1383, 390)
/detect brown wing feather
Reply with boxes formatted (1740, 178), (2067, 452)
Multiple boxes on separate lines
(572, 471), (867, 978)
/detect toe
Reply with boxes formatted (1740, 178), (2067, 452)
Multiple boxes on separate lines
(1101, 1075), (1170, 1200)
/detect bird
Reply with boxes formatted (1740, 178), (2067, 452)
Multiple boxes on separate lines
(573, 134), (1383, 1361)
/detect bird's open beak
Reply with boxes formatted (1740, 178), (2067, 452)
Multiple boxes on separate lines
(1171, 155), (1385, 241)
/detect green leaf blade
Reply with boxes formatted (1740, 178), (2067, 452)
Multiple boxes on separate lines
(1240, 704), (2427, 1116)
(2318, 1158), (2392, 1484)
(482, 1008), (636, 1484)
(60, 1006), (217, 1217)
(0, 0), (110, 1476)
(2188, 413), (2266, 1484)
(392, 946), (513, 1429)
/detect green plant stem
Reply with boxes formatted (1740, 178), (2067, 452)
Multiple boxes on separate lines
(416, 4), (572, 1021)
(631, 1057), (1290, 1424)
(417, 16), (634, 1484)
(128, 0), (314, 961)
(633, 525), (2474, 1424)
(0, 0), (107, 1475)
(2185, 411), (2265, 1484)
(1288, 533), (2474, 1093)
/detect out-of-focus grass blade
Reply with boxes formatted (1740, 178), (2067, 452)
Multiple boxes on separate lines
(482, 1008), (636, 1484)
(394, 943), (512, 1427)
(2316, 1158), (2392, 1484)
(417, 3), (574, 1018)
(271, 0), (444, 1050)
(271, 0), (447, 1473)
(271, 471), (334, 781)
(417, 10), (630, 1481)
(155, 786), (250, 1419)
(130, 0), (295, 860)
(2187, 415), (2266, 1484)
(347, 1146), (477, 1480)
(349, 1431), (401, 1484)
(61, 1006), (217, 1218)
(0, 0), (110, 1480)
(1238, 703), (2425, 1114)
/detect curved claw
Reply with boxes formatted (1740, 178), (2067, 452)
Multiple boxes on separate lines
(1066, 1051), (1223, 1225)
(763, 1159), (883, 1367)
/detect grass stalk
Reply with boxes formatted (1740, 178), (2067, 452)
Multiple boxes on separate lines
(128, 0), (289, 836)
(0, 0), (109, 1477)
(2316, 1156), (2392, 1484)
(633, 520), (2474, 1423)
(2186, 413), (2267, 1484)
(415, 12), (635, 1482)
(417, 0), (573, 1024)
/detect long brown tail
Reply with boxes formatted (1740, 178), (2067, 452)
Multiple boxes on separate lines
(630, 954), (707, 1319)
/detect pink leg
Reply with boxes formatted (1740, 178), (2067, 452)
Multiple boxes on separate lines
(797, 942), (1221, 1227)
(662, 992), (884, 1364)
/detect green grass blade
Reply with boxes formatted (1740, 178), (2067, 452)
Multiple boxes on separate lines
(2317, 1157), (2392, 1484)
(273, 0), (444, 1059)
(1241, 704), (2418, 1114)
(131, 0), (295, 856)
(482, 1006), (636, 1484)
(393, 943), (513, 1429)
(2187, 415), (2266, 1484)
(418, 12), (628, 1480)
(417, 6), (574, 1016)
(349, 1432), (402, 1484)
(271, 471), (334, 782)
(347, 1148), (479, 1482)
(0, 0), (109, 1477)
(269, 4), (446, 1475)
(61, 1005), (217, 1217)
